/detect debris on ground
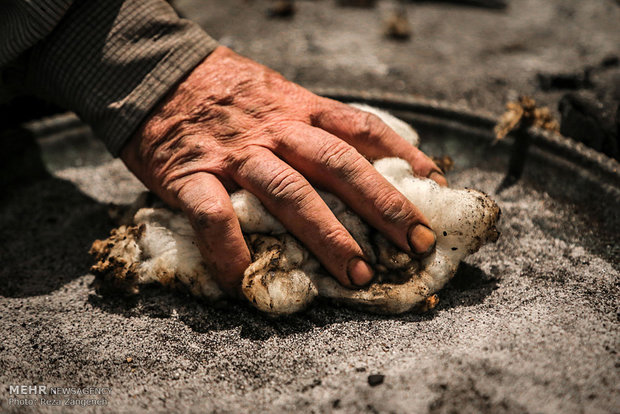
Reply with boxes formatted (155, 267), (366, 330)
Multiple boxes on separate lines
(383, 5), (411, 40)
(431, 155), (455, 173)
(494, 96), (559, 140)
(266, 0), (295, 18)
(368, 374), (385, 386)
(420, 0), (507, 9)
(534, 54), (620, 161)
(559, 91), (619, 160)
(537, 70), (592, 91)
(537, 55), (619, 92)
(336, 0), (377, 8)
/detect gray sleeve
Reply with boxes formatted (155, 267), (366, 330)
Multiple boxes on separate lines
(1, 0), (218, 156)
(0, 0), (75, 67)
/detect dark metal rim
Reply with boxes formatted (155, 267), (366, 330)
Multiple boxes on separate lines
(312, 88), (620, 186)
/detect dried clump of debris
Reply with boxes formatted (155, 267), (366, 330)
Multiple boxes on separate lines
(383, 6), (411, 40)
(494, 96), (559, 140)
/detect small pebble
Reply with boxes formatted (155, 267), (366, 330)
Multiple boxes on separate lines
(368, 374), (385, 386)
(266, 0), (295, 18)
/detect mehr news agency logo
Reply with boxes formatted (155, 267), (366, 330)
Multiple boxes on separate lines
(7, 385), (111, 407)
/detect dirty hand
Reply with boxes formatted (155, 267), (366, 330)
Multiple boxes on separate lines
(120, 46), (446, 295)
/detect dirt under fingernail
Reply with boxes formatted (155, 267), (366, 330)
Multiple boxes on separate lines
(347, 257), (374, 286)
(429, 171), (448, 187)
(409, 224), (436, 256)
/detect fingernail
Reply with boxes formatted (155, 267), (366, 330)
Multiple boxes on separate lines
(428, 171), (448, 187)
(409, 224), (436, 256)
(347, 257), (374, 286)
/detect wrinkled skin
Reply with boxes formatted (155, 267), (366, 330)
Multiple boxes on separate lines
(121, 46), (446, 295)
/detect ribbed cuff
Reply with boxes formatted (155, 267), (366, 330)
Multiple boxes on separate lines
(23, 0), (218, 156)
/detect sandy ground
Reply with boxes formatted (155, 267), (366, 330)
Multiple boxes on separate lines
(1, 0), (619, 413)
(183, 0), (620, 116)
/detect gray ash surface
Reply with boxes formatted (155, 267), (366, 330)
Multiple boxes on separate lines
(1, 0), (619, 412)
(1, 119), (618, 413)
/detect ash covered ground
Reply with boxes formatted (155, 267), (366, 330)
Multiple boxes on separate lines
(1, 0), (619, 413)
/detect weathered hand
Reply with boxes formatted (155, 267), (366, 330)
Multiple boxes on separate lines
(120, 46), (446, 295)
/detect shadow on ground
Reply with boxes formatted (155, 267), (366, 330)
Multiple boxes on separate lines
(0, 127), (112, 298)
(87, 261), (496, 341)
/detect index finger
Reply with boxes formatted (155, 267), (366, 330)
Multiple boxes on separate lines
(311, 99), (448, 186)
(274, 124), (437, 258)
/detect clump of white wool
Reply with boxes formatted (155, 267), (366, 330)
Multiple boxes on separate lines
(90, 105), (500, 315)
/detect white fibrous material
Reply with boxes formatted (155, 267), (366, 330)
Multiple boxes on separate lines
(349, 103), (420, 147)
(90, 105), (500, 315)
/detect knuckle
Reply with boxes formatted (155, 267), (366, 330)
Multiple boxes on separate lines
(191, 197), (234, 230)
(265, 167), (311, 207)
(354, 111), (384, 141)
(170, 175), (198, 200)
(323, 227), (355, 253)
(317, 141), (367, 182)
(224, 148), (252, 173)
(374, 190), (415, 224)
(227, 145), (274, 175)
(317, 140), (357, 170)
